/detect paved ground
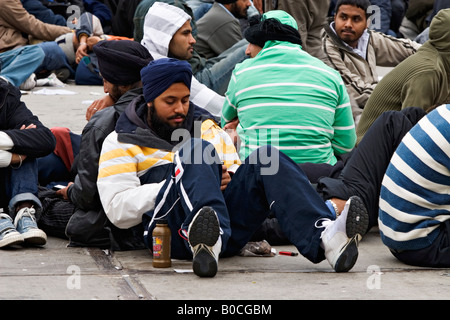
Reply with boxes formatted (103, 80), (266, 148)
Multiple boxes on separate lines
(0, 80), (448, 305)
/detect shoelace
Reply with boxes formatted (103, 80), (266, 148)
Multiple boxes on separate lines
(314, 218), (333, 238)
(15, 207), (36, 223)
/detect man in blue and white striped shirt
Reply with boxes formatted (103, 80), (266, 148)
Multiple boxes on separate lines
(379, 104), (450, 268)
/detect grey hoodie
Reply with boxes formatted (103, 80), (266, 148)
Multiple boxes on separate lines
(141, 1), (224, 116)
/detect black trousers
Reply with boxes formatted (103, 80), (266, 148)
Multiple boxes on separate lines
(390, 220), (450, 268)
(317, 107), (427, 231)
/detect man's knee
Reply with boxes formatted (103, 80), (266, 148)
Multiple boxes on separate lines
(177, 138), (220, 165)
(246, 145), (280, 175)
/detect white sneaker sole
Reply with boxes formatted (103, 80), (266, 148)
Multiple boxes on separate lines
(0, 232), (24, 248)
(22, 229), (47, 246)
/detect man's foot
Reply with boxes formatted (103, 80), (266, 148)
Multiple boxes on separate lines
(188, 206), (221, 277)
(0, 213), (24, 248)
(19, 73), (37, 91)
(14, 207), (47, 246)
(318, 196), (369, 272)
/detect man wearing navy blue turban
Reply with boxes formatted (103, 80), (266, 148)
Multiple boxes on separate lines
(97, 57), (369, 278)
(139, 59), (194, 141)
(141, 58), (192, 104)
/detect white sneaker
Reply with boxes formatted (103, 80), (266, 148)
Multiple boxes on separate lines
(36, 73), (65, 87)
(188, 206), (221, 277)
(19, 73), (37, 91)
(317, 196), (369, 272)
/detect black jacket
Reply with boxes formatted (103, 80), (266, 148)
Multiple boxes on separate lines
(0, 79), (55, 159)
(67, 88), (142, 211)
(65, 88), (146, 250)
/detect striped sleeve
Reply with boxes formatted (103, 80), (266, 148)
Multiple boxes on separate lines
(97, 131), (170, 229)
(201, 119), (241, 172)
(378, 105), (450, 251)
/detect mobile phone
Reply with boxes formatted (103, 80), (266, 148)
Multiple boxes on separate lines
(52, 184), (66, 190)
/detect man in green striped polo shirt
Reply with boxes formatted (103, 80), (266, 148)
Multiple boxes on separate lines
(221, 10), (356, 180)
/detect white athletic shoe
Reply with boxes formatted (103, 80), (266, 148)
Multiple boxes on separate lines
(317, 196), (369, 272)
(19, 73), (37, 91)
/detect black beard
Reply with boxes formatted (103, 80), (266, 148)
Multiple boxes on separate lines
(148, 105), (185, 145)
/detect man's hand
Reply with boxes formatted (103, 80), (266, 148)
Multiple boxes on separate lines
(55, 182), (74, 201)
(20, 124), (36, 130)
(221, 164), (231, 191)
(223, 118), (240, 147)
(86, 36), (102, 51)
(86, 94), (114, 121)
(75, 35), (89, 64)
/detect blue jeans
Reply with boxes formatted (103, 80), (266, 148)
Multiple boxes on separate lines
(0, 46), (45, 87)
(36, 42), (76, 77)
(0, 158), (42, 219)
(194, 38), (249, 95)
(143, 139), (331, 263)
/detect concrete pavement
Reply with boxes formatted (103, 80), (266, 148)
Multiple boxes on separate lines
(0, 82), (448, 304)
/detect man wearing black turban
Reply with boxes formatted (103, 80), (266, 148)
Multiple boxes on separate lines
(41, 40), (155, 250)
(84, 40), (154, 121)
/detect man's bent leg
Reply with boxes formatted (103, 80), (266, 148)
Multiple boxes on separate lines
(317, 107), (427, 230)
(223, 146), (332, 262)
(143, 139), (229, 276)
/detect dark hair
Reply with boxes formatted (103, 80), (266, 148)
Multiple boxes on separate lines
(334, 0), (372, 18)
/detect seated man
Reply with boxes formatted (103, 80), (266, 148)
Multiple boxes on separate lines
(36, 40), (154, 249)
(222, 10), (356, 182)
(195, 0), (252, 59)
(323, 0), (420, 124)
(356, 8), (450, 144)
(378, 104), (450, 268)
(0, 78), (56, 248)
(0, 0), (72, 89)
(141, 1), (248, 106)
(97, 58), (369, 277)
(0, 46), (45, 90)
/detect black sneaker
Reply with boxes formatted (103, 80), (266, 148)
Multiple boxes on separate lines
(188, 207), (220, 277)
